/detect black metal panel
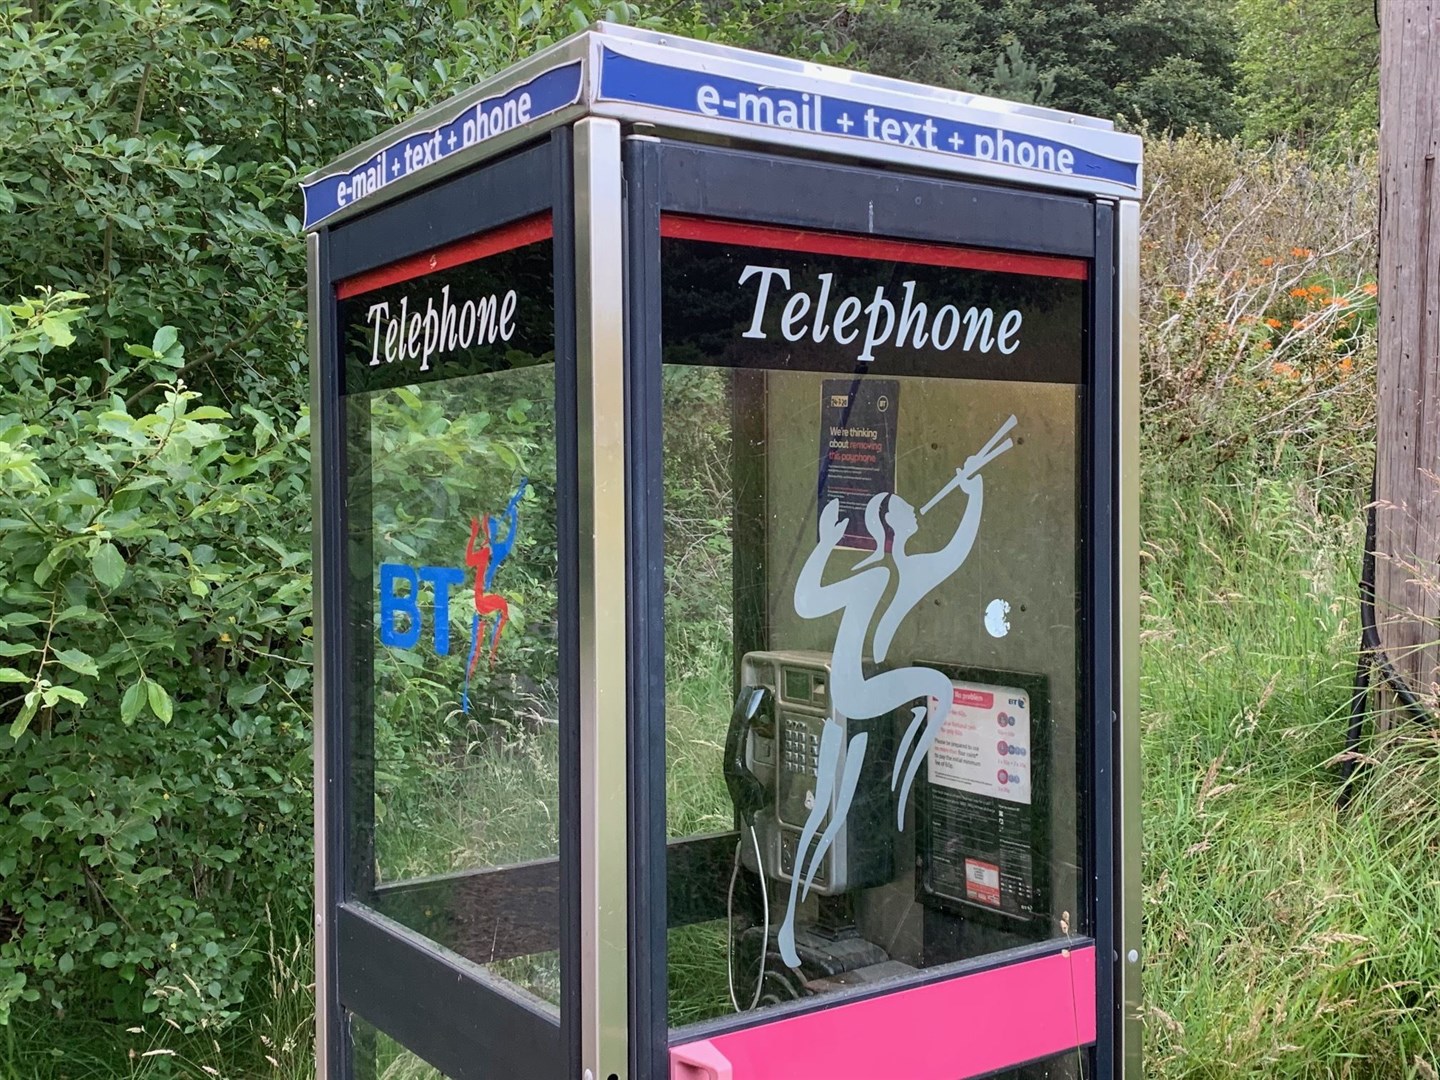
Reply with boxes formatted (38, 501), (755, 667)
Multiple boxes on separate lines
(368, 833), (740, 965)
(549, 125), (582, 1080)
(623, 133), (669, 1080)
(655, 142), (1095, 258)
(371, 858), (562, 963)
(329, 140), (557, 282)
(1087, 200), (1117, 1078)
(337, 904), (563, 1080)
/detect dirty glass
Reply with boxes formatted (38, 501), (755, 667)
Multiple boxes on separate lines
(338, 220), (563, 1011)
(658, 219), (1091, 1063)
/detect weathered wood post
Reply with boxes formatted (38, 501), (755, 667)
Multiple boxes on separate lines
(1375, 0), (1440, 724)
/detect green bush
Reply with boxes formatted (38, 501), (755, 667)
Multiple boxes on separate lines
(0, 292), (312, 1030)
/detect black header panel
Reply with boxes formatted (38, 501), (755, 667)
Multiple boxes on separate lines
(337, 215), (555, 395)
(659, 217), (1085, 384)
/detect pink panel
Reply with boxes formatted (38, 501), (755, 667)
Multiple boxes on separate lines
(671, 946), (1096, 1080)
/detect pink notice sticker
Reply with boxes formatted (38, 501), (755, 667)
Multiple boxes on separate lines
(671, 945), (1097, 1080)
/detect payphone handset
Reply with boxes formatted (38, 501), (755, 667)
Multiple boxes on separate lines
(728, 650), (894, 896)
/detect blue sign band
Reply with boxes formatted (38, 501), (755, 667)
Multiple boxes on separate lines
(302, 61), (584, 230)
(598, 50), (1138, 192)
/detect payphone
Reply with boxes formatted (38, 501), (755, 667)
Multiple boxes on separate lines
(727, 651), (894, 898)
(306, 21), (1140, 1080)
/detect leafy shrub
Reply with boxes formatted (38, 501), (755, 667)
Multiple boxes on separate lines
(0, 292), (312, 1030)
(1139, 133), (1378, 504)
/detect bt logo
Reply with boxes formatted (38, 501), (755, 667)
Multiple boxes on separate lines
(378, 479), (528, 713)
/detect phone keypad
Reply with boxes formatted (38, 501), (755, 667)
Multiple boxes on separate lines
(782, 721), (820, 777)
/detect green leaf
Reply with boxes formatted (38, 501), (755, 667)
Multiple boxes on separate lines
(53, 648), (97, 677)
(9, 692), (39, 739)
(0, 642), (37, 657)
(121, 680), (146, 723)
(92, 542), (125, 589)
(47, 685), (87, 706)
(0, 667), (30, 684)
(39, 317), (76, 348)
(57, 953), (74, 975)
(152, 326), (178, 355)
(146, 679), (173, 724)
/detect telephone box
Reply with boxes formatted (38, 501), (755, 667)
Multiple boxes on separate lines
(305, 24), (1141, 1080)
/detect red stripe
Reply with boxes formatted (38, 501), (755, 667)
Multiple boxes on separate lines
(660, 214), (1088, 281)
(336, 213), (553, 299)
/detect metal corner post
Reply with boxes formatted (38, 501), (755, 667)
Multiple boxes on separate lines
(1115, 198), (1142, 1077)
(574, 116), (630, 1080)
(308, 230), (339, 1080)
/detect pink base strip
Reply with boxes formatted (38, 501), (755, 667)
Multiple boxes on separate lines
(671, 945), (1096, 1080)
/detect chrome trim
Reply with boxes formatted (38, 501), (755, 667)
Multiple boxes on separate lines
(573, 116), (629, 1080)
(306, 231), (331, 1080)
(1115, 198), (1143, 1077)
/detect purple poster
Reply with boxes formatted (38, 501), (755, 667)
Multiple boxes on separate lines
(818, 378), (899, 551)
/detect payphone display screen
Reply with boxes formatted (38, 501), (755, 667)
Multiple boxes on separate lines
(656, 216), (1089, 1031)
(335, 216), (565, 1011)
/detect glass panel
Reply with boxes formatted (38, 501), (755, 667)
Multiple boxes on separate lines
(352, 1013), (448, 1079)
(338, 220), (563, 1011)
(659, 219), (1089, 1032)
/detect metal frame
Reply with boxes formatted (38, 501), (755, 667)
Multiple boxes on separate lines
(621, 132), (667, 1080)
(310, 134), (583, 1080)
(1115, 199), (1144, 1076)
(619, 138), (1117, 1076)
(1088, 200), (1118, 1077)
(309, 227), (347, 1080)
(574, 116), (631, 1080)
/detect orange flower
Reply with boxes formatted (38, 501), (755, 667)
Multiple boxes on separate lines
(1362, 281), (1378, 297)
(1271, 361), (1298, 377)
(1338, 357), (1354, 373)
(1259, 256), (1276, 267)
(1308, 284), (1327, 296)
(1290, 288), (1309, 299)
(1291, 247), (1314, 258)
(1292, 319), (1306, 329)
(1265, 317), (1284, 329)
(1329, 295), (1348, 306)
(1260, 340), (1274, 351)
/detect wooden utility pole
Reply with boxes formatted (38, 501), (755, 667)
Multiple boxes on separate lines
(1375, 1), (1440, 723)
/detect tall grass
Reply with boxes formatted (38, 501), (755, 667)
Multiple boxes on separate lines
(1141, 472), (1439, 1077)
(1138, 136), (1437, 1077)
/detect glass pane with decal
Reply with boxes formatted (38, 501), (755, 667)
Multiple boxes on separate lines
(659, 215), (1092, 1073)
(337, 217), (562, 1011)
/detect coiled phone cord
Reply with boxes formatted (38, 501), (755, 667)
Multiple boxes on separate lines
(725, 823), (769, 1013)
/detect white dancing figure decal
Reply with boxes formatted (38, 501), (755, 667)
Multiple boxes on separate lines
(777, 415), (1016, 969)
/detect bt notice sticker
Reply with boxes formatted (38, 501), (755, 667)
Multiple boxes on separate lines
(926, 680), (1032, 804)
(964, 858), (1002, 907)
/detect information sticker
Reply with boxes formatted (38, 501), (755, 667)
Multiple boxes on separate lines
(927, 681), (1032, 805)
